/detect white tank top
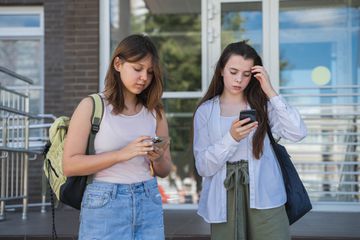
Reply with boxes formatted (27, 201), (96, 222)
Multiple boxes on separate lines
(220, 115), (251, 162)
(93, 100), (156, 184)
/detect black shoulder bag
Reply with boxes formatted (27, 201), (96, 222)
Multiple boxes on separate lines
(267, 126), (312, 225)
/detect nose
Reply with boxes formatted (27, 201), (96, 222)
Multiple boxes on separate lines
(140, 71), (148, 82)
(235, 73), (249, 83)
(235, 75), (242, 83)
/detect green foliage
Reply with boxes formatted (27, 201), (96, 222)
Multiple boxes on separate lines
(144, 13), (202, 92)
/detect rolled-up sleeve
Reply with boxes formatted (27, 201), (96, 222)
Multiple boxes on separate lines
(193, 105), (239, 177)
(268, 95), (307, 142)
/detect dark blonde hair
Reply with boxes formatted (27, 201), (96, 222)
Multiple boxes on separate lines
(195, 41), (268, 159)
(103, 34), (163, 118)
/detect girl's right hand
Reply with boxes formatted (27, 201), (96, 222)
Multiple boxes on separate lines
(118, 136), (154, 161)
(230, 118), (258, 142)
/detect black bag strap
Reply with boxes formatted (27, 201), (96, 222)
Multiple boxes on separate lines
(266, 123), (291, 183)
(266, 123), (280, 145)
(266, 123), (286, 169)
(86, 93), (104, 155)
(47, 165), (58, 240)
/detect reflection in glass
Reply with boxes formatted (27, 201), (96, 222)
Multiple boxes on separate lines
(0, 40), (42, 115)
(110, 0), (201, 92)
(221, 2), (262, 53)
(279, 0), (360, 202)
(0, 40), (41, 86)
(160, 98), (199, 204)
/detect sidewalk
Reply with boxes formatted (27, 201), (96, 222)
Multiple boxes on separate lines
(0, 207), (359, 239)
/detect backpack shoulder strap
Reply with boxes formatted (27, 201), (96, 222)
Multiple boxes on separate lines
(87, 93), (104, 155)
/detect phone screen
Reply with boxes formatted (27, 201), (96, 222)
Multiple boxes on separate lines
(239, 109), (256, 125)
(151, 136), (169, 148)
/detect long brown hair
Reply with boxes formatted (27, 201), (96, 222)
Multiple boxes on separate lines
(195, 41), (268, 159)
(103, 34), (163, 118)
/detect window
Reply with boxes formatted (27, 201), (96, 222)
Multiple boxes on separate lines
(279, 0), (360, 204)
(0, 7), (44, 114)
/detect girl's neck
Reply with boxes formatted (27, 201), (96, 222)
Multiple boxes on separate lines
(123, 91), (141, 115)
(219, 92), (248, 116)
(220, 92), (246, 105)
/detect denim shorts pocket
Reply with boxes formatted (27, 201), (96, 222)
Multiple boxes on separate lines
(82, 190), (111, 209)
(149, 187), (162, 205)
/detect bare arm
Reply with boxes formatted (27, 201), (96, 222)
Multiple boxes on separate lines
(147, 110), (172, 178)
(62, 97), (153, 177)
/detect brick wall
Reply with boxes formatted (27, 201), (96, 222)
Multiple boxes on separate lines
(0, 0), (100, 203)
(63, 0), (99, 116)
(44, 0), (65, 117)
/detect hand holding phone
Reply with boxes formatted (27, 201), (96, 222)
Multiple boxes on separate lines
(151, 136), (170, 149)
(239, 109), (257, 125)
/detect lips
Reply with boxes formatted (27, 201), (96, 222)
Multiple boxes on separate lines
(135, 83), (145, 89)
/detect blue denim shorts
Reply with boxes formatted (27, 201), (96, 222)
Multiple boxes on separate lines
(78, 177), (164, 240)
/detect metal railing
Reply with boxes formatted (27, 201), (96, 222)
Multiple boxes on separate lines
(0, 84), (30, 220)
(0, 67), (53, 220)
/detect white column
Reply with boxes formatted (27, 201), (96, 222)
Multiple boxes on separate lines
(99, 0), (110, 92)
(263, 0), (279, 91)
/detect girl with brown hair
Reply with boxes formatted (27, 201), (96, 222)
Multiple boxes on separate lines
(193, 41), (307, 240)
(63, 34), (172, 240)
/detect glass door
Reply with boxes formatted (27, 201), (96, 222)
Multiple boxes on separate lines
(205, 0), (277, 88)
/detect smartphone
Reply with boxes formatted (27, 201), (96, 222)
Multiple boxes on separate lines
(239, 109), (257, 125)
(151, 136), (169, 148)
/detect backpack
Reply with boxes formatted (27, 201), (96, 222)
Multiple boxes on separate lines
(43, 93), (104, 210)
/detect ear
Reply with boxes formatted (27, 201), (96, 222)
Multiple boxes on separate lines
(113, 57), (123, 72)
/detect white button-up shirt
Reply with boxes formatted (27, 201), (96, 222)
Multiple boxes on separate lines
(193, 95), (307, 223)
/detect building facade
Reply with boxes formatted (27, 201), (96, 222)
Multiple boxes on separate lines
(0, 0), (359, 211)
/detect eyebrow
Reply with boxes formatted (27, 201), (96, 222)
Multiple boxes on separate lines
(229, 67), (251, 72)
(133, 62), (153, 69)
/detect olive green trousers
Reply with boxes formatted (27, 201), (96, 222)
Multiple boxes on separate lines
(211, 161), (290, 240)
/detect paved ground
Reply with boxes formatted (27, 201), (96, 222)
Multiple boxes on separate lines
(0, 207), (359, 239)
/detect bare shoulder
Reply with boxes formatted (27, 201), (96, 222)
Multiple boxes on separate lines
(71, 97), (93, 120)
(64, 96), (94, 156)
(68, 97), (94, 136)
(75, 97), (93, 114)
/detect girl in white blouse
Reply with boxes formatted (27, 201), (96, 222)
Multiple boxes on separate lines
(193, 41), (307, 240)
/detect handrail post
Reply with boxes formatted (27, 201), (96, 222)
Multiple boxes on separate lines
(0, 119), (8, 221)
(22, 92), (30, 220)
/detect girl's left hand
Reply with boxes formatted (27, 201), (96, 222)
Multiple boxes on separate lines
(147, 142), (169, 163)
(251, 65), (277, 98)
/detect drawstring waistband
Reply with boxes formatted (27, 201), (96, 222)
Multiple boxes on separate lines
(223, 160), (249, 240)
(224, 160), (249, 190)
